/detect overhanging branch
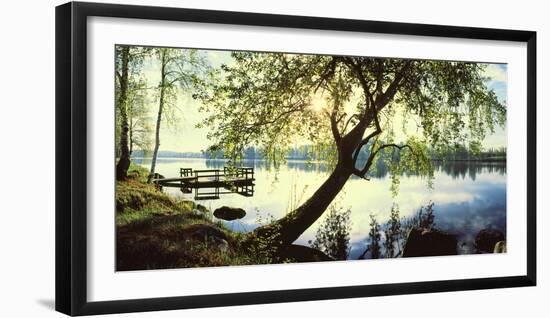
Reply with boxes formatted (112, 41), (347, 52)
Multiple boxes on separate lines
(354, 142), (415, 179)
(314, 58), (337, 93)
(341, 57), (372, 102)
(342, 114), (359, 134)
(351, 103), (382, 167)
(328, 110), (342, 146)
(374, 61), (412, 108)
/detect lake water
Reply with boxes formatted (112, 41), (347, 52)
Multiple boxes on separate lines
(134, 157), (506, 259)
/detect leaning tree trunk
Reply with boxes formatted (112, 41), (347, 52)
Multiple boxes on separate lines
(147, 56), (167, 183)
(115, 46), (130, 181)
(252, 162), (353, 246)
(250, 116), (373, 247)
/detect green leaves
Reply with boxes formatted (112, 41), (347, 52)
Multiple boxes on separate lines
(397, 62), (505, 156)
(386, 137), (434, 196)
(195, 52), (331, 161)
(195, 51), (505, 197)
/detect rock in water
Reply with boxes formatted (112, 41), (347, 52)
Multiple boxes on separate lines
(403, 228), (458, 257)
(493, 240), (507, 253)
(213, 206), (246, 221)
(475, 229), (505, 253)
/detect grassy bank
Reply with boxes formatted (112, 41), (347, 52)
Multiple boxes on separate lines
(116, 164), (284, 270)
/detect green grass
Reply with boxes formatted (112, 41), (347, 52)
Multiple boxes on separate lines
(115, 169), (283, 270)
(126, 162), (150, 183)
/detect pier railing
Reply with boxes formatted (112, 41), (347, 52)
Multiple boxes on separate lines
(152, 167), (255, 200)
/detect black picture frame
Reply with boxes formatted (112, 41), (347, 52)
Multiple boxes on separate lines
(55, 1), (537, 316)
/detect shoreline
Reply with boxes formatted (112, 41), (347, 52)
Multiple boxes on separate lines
(129, 156), (506, 163)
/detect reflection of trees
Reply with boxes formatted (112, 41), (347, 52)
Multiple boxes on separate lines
(383, 205), (403, 258)
(357, 160), (506, 180)
(379, 160), (502, 181)
(310, 205), (352, 260)
(434, 161), (506, 180)
(156, 158), (505, 181)
(359, 202), (437, 259)
(204, 158), (332, 173)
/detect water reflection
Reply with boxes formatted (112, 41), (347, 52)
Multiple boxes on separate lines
(310, 205), (352, 260)
(203, 158), (506, 181)
(435, 161), (506, 180)
(133, 157), (506, 258)
(136, 157), (506, 181)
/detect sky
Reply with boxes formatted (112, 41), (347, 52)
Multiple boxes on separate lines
(132, 49), (507, 153)
(137, 50), (232, 153)
(482, 64), (507, 148)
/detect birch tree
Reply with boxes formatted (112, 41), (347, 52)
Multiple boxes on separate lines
(147, 48), (208, 183)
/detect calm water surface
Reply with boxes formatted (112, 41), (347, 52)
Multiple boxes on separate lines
(134, 157), (506, 259)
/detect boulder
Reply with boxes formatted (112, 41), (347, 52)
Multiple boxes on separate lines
(493, 240), (507, 253)
(403, 228), (458, 257)
(213, 206), (246, 221)
(277, 244), (334, 263)
(475, 229), (505, 253)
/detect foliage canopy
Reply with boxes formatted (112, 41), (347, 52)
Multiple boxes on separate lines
(196, 52), (506, 193)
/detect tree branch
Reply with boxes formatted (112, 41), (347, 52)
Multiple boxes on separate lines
(340, 57), (380, 124)
(341, 57), (371, 99)
(349, 61), (412, 155)
(328, 110), (342, 146)
(168, 77), (184, 86)
(354, 143), (414, 178)
(314, 58), (336, 93)
(351, 101), (383, 167)
(327, 77), (345, 146)
(374, 61), (412, 108)
(236, 99), (306, 137)
(342, 114), (359, 134)
(374, 60), (383, 95)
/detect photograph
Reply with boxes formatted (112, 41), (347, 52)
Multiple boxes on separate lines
(0, 0), (543, 316)
(114, 46), (508, 271)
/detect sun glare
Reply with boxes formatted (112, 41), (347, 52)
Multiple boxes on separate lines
(310, 93), (327, 113)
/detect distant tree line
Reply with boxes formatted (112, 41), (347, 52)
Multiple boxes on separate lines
(131, 143), (506, 163)
(430, 145), (506, 161)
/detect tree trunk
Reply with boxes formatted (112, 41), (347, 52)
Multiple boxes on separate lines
(148, 52), (167, 183)
(115, 46), (130, 181)
(129, 117), (134, 155)
(129, 127), (133, 155)
(252, 162), (353, 246)
(249, 116), (372, 247)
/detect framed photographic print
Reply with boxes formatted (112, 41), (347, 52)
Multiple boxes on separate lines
(55, 1), (536, 316)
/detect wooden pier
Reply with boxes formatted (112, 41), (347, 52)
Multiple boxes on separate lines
(152, 167), (255, 200)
